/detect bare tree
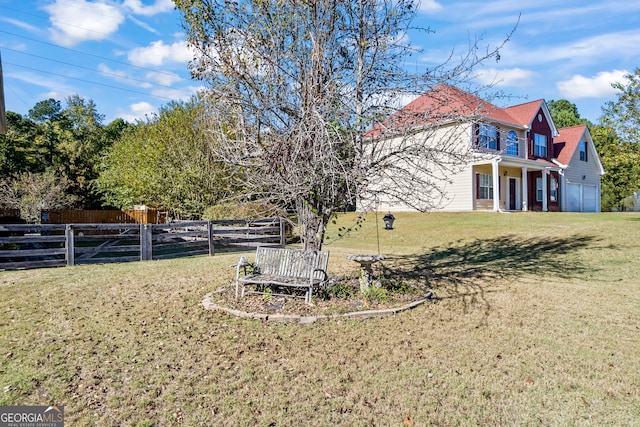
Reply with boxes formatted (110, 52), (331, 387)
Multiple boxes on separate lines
(176, 0), (514, 250)
(0, 171), (77, 223)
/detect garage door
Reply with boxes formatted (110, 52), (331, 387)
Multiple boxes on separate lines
(566, 184), (581, 212)
(583, 185), (598, 212)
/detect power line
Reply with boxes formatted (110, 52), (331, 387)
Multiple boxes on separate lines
(0, 30), (190, 80)
(0, 4), (133, 47)
(2, 46), (194, 96)
(0, 5), (196, 114)
(4, 61), (185, 101)
(4, 72), (38, 111)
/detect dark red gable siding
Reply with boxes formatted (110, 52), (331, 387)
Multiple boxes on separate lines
(527, 108), (553, 160)
(527, 170), (560, 212)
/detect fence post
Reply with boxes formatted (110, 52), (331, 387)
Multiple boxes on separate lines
(207, 220), (215, 256)
(65, 224), (75, 266)
(279, 217), (286, 248)
(140, 223), (153, 261)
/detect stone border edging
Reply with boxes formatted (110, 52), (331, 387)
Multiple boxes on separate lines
(201, 291), (434, 324)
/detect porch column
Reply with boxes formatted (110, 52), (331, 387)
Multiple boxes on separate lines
(559, 170), (566, 212)
(542, 169), (548, 212)
(522, 167), (528, 211)
(492, 159), (500, 211)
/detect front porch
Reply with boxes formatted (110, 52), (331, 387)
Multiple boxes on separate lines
(473, 159), (561, 212)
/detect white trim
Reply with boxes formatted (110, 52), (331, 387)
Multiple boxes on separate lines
(529, 100), (559, 137)
(522, 166), (528, 211)
(542, 169), (548, 212)
(506, 177), (522, 211)
(582, 127), (606, 176)
(492, 159), (500, 211)
(559, 170), (567, 212)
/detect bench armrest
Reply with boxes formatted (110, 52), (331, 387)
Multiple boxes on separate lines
(234, 256), (253, 298)
(312, 268), (328, 284)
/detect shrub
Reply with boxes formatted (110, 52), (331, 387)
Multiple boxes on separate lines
(202, 202), (286, 220)
(362, 285), (389, 303)
(325, 282), (355, 299)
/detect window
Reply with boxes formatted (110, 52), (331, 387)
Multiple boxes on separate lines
(579, 141), (588, 161)
(550, 178), (558, 202)
(534, 133), (547, 158)
(536, 177), (543, 202)
(478, 124), (498, 150)
(478, 174), (493, 199)
(506, 130), (518, 156)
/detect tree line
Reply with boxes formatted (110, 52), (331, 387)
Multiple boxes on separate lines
(547, 68), (640, 211)
(1, 0), (639, 253)
(1, 70), (639, 225)
(0, 94), (241, 222)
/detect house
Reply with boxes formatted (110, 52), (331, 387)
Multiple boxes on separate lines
(362, 84), (604, 212)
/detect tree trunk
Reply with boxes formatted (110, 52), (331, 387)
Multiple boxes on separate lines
(299, 202), (326, 251)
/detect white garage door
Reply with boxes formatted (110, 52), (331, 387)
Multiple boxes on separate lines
(566, 183), (581, 212)
(583, 185), (598, 212)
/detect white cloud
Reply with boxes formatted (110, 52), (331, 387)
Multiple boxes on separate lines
(127, 40), (192, 67)
(521, 30), (640, 66)
(123, 0), (175, 16)
(118, 101), (157, 122)
(44, 0), (125, 47)
(97, 64), (152, 88)
(128, 16), (160, 35)
(145, 71), (182, 86)
(2, 41), (29, 52)
(557, 70), (629, 99)
(131, 101), (156, 113)
(151, 86), (201, 102)
(418, 0), (443, 13)
(0, 17), (42, 33)
(476, 68), (536, 87)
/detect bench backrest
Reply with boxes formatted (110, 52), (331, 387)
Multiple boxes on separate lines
(255, 247), (329, 280)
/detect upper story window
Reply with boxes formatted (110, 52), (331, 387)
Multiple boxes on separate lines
(505, 130), (518, 156)
(534, 133), (547, 158)
(478, 124), (498, 150)
(579, 141), (588, 161)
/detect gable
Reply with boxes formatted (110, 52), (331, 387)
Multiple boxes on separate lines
(503, 100), (542, 127)
(553, 124), (605, 175)
(504, 100), (558, 137)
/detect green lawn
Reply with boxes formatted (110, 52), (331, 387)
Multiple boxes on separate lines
(1, 212), (639, 426)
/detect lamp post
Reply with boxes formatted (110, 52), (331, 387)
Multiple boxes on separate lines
(383, 212), (395, 230)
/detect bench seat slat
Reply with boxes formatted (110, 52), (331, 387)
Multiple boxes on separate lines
(234, 247), (329, 304)
(238, 274), (324, 288)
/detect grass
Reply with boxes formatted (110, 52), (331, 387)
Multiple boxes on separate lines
(1, 212), (640, 426)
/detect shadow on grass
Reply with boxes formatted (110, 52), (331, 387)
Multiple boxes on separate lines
(380, 234), (599, 320)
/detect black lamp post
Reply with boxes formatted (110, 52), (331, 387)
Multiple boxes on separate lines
(383, 212), (395, 230)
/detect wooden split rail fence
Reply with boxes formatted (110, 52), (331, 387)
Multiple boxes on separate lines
(0, 217), (285, 271)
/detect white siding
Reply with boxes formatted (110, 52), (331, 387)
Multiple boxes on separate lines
(562, 132), (603, 212)
(438, 167), (474, 211)
(360, 122), (477, 212)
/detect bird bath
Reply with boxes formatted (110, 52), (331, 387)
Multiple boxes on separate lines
(347, 254), (385, 292)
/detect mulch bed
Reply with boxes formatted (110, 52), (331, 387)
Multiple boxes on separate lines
(208, 275), (433, 317)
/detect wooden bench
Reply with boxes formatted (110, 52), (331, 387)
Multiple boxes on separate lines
(235, 247), (329, 304)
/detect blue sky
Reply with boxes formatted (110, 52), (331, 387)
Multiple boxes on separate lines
(1, 0), (638, 124)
